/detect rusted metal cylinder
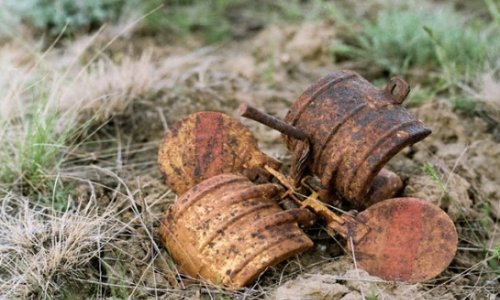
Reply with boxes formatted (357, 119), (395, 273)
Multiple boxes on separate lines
(283, 70), (431, 207)
(159, 174), (314, 288)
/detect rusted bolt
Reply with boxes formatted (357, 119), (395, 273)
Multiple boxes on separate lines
(238, 103), (312, 185)
(158, 111), (281, 195)
(159, 174), (313, 288)
(238, 102), (308, 141)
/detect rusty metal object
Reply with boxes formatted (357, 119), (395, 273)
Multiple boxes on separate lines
(239, 103), (312, 185)
(239, 70), (431, 207)
(158, 111), (281, 195)
(265, 166), (457, 283)
(299, 195), (457, 282)
(283, 70), (431, 207)
(159, 174), (314, 288)
(239, 103), (308, 141)
(348, 197), (458, 283)
(365, 168), (403, 206)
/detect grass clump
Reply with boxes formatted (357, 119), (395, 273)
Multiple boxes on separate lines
(62, 52), (161, 122)
(1, 101), (69, 193)
(331, 3), (498, 85)
(0, 66), (80, 202)
(0, 38), (162, 202)
(0, 195), (119, 299)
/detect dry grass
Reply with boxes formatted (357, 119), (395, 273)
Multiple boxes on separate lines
(0, 193), (120, 298)
(0, 0), (498, 299)
(0, 17), (182, 299)
(59, 51), (162, 122)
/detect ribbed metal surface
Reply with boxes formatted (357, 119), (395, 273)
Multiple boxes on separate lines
(159, 174), (313, 288)
(284, 70), (431, 207)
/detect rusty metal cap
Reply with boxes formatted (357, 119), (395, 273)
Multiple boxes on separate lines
(159, 174), (313, 288)
(158, 112), (281, 195)
(348, 197), (458, 283)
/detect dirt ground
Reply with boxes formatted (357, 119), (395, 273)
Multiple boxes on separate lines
(1, 2), (499, 299)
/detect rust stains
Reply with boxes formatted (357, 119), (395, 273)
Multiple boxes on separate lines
(158, 111), (281, 195)
(283, 70), (431, 207)
(157, 70), (458, 288)
(159, 174), (313, 288)
(348, 198), (458, 283)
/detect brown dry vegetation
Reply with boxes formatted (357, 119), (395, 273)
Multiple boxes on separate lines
(0, 0), (498, 299)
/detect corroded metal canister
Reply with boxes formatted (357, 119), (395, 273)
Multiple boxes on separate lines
(283, 70), (431, 206)
(159, 174), (314, 288)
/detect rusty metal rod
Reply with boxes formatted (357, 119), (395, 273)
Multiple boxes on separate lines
(264, 165), (354, 236)
(238, 102), (308, 141)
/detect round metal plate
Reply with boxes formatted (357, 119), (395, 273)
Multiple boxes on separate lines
(348, 197), (458, 283)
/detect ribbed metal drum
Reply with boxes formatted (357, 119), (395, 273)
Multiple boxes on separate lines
(283, 70), (431, 206)
(159, 174), (313, 288)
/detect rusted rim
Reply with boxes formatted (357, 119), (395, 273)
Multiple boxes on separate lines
(159, 174), (314, 289)
(283, 70), (431, 205)
(343, 120), (431, 203)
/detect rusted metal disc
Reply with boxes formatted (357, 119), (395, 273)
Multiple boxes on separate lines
(158, 112), (281, 195)
(348, 197), (458, 283)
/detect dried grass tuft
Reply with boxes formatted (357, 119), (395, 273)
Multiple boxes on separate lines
(0, 193), (120, 298)
(60, 51), (162, 122)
